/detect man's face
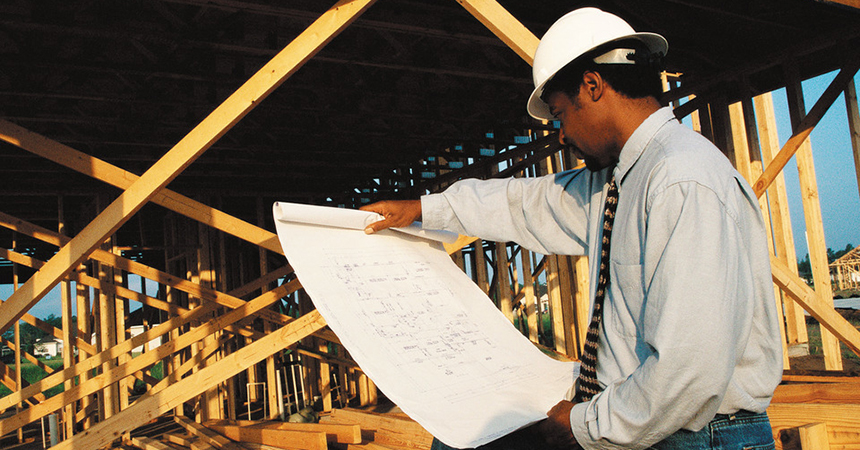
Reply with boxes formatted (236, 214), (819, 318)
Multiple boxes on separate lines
(546, 89), (615, 171)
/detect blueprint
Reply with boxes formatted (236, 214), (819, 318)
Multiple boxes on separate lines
(273, 202), (577, 448)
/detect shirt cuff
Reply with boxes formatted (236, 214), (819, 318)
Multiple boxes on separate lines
(570, 401), (596, 450)
(420, 193), (453, 230)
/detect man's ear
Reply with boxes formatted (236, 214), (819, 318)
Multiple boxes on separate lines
(581, 71), (604, 102)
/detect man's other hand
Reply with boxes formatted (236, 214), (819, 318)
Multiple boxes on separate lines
(360, 200), (422, 234)
(539, 400), (579, 449)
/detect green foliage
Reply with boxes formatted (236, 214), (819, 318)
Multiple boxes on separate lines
(0, 358), (65, 397)
(1, 314), (66, 355)
(796, 243), (854, 282)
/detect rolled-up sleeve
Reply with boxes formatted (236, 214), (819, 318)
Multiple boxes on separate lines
(421, 170), (597, 256)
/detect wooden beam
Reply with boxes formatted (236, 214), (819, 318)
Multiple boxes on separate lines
(0, 0), (378, 335)
(174, 415), (245, 450)
(455, 0), (539, 65)
(129, 436), (176, 450)
(752, 50), (860, 197)
(768, 403), (860, 449)
(207, 419), (362, 445)
(204, 422), (328, 450)
(49, 310), (326, 450)
(770, 256), (860, 357)
(773, 382), (860, 403)
(818, 0), (860, 10)
(783, 66), (842, 370)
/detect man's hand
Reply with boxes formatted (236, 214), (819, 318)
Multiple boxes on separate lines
(360, 200), (422, 234)
(539, 400), (579, 449)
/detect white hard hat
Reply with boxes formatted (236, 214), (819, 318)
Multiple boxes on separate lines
(527, 7), (668, 120)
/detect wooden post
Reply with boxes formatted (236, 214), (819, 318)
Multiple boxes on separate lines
(520, 248), (538, 343)
(847, 79), (860, 201)
(495, 242), (514, 321)
(75, 264), (93, 430)
(257, 198), (280, 419)
(784, 66), (842, 371)
(12, 232), (23, 444)
(58, 196), (76, 440)
(754, 92), (809, 361)
(572, 255), (590, 354)
(473, 240), (490, 295)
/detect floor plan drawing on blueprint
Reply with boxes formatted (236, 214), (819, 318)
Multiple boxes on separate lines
(273, 202), (577, 448)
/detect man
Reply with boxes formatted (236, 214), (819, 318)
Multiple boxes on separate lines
(362, 8), (783, 449)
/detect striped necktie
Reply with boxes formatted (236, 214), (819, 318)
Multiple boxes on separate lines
(574, 175), (619, 403)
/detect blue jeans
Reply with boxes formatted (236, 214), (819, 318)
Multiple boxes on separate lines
(430, 411), (775, 450)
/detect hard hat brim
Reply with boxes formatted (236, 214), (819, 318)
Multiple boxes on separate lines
(527, 32), (668, 121)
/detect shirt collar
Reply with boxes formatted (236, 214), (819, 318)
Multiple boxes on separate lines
(614, 106), (677, 183)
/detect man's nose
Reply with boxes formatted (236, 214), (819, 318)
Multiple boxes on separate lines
(557, 127), (565, 145)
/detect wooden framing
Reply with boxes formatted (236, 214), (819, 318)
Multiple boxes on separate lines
(0, 1), (858, 449)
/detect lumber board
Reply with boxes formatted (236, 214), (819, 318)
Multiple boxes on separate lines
(205, 422), (328, 450)
(175, 416), (244, 450)
(165, 433), (196, 447)
(772, 382), (860, 403)
(322, 409), (431, 441)
(769, 403), (860, 449)
(49, 310), (327, 450)
(770, 256), (860, 357)
(207, 419), (362, 444)
(130, 436), (176, 450)
(798, 422), (830, 450)
(455, 0), (539, 65)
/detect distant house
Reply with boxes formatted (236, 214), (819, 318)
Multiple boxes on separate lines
(831, 245), (860, 292)
(34, 336), (63, 358)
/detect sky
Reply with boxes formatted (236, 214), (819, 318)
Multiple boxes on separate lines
(772, 71), (860, 259)
(3, 72), (860, 322)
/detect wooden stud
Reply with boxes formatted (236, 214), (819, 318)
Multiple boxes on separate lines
(495, 242), (514, 321)
(58, 196), (76, 440)
(784, 68), (842, 371)
(847, 79), (860, 201)
(573, 255), (590, 354)
(754, 92), (809, 356)
(520, 248), (538, 343)
(798, 422), (830, 450)
(770, 256), (860, 357)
